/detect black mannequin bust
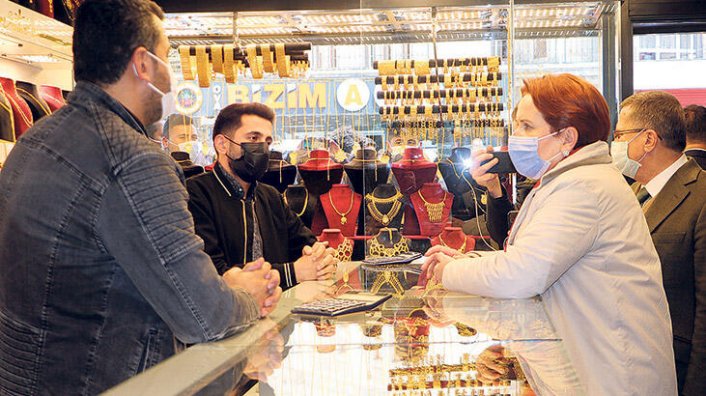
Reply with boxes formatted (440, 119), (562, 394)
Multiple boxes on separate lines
(283, 184), (317, 229)
(16, 81), (51, 122)
(344, 149), (391, 195)
(261, 151), (297, 193)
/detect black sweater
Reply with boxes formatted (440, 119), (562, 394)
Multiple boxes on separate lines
(186, 165), (317, 289)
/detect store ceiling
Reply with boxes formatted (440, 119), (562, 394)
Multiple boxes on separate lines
(163, 2), (617, 46)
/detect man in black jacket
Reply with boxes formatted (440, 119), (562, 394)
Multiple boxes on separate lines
(684, 104), (706, 169)
(187, 103), (337, 289)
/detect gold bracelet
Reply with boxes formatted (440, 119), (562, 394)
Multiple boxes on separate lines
(210, 44), (223, 74)
(415, 59), (429, 76)
(246, 44), (264, 79)
(275, 43), (290, 78)
(195, 45), (211, 88)
(378, 60), (394, 76)
(261, 44), (275, 73)
(223, 45), (235, 83)
(178, 45), (195, 81)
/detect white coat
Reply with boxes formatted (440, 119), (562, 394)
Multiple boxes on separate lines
(442, 141), (677, 395)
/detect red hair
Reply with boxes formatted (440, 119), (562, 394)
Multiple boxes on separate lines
(521, 74), (610, 148)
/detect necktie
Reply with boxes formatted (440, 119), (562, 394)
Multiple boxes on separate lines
(636, 187), (651, 207)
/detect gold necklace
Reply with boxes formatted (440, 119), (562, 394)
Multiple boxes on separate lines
(438, 233), (467, 253)
(328, 190), (354, 225)
(416, 190), (448, 223)
(366, 192), (403, 226)
(369, 237), (409, 257)
(283, 189), (308, 217)
(333, 239), (353, 262)
(447, 159), (474, 191)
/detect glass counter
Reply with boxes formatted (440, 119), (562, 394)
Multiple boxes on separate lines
(105, 264), (583, 396)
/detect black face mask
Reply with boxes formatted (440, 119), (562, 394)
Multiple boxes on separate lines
(224, 139), (270, 183)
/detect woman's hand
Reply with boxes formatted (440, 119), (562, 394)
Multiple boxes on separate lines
(471, 146), (503, 199)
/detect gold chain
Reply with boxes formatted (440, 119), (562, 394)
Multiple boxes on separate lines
(283, 189), (308, 217)
(416, 190), (448, 223)
(328, 191), (354, 225)
(366, 193), (403, 226)
(438, 233), (467, 253)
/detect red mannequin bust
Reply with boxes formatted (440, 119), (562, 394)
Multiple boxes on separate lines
(298, 149), (344, 196)
(409, 182), (453, 237)
(430, 227), (476, 253)
(0, 77), (33, 139)
(391, 147), (438, 195)
(39, 85), (67, 112)
(319, 184), (362, 238)
(318, 228), (353, 262)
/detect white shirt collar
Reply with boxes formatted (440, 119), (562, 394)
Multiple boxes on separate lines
(644, 154), (688, 198)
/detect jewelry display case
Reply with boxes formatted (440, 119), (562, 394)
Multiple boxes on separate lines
(162, 1), (620, 259)
(105, 264), (584, 395)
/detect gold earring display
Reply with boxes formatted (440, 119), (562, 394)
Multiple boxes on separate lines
(178, 45), (195, 81)
(223, 45), (235, 83)
(261, 44), (275, 73)
(195, 45), (211, 88)
(210, 44), (223, 74)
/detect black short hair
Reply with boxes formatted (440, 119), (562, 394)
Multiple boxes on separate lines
(212, 103), (275, 141)
(73, 0), (165, 85)
(684, 105), (706, 145)
(620, 91), (686, 152)
(163, 113), (194, 139)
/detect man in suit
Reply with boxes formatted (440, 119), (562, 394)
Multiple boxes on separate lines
(612, 91), (706, 395)
(684, 105), (706, 169)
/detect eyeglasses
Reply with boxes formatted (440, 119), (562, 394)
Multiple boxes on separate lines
(613, 128), (646, 141)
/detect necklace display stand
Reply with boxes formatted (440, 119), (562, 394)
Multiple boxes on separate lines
(391, 147), (437, 195)
(16, 81), (51, 122)
(283, 184), (317, 229)
(298, 149), (344, 196)
(261, 150), (297, 193)
(0, 77), (33, 139)
(409, 183), (453, 237)
(318, 229), (354, 262)
(318, 184), (362, 237)
(39, 85), (67, 113)
(430, 226), (476, 253)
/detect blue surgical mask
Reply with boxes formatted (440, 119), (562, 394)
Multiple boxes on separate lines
(611, 130), (646, 178)
(508, 131), (568, 179)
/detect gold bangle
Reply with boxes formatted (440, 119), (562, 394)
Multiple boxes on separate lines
(223, 45), (235, 83)
(275, 43), (289, 78)
(261, 44), (275, 73)
(378, 60), (394, 76)
(195, 45), (211, 88)
(211, 44), (223, 74)
(247, 44), (264, 79)
(381, 77), (388, 92)
(415, 59), (429, 76)
(178, 45), (195, 81)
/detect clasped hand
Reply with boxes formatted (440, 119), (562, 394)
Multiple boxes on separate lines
(294, 241), (338, 281)
(223, 258), (282, 318)
(421, 245), (464, 283)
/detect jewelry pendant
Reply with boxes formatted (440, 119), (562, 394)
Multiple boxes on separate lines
(382, 214), (389, 225)
(340, 216), (347, 225)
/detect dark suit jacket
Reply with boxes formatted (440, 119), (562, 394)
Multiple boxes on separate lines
(633, 159), (706, 395)
(685, 148), (706, 170)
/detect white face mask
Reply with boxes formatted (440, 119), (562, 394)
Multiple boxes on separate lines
(177, 140), (201, 156)
(611, 130), (646, 178)
(133, 51), (177, 121)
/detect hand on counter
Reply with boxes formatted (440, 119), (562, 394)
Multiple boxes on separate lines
(223, 258), (283, 317)
(244, 319), (285, 383)
(471, 146), (503, 199)
(296, 242), (338, 281)
(422, 246), (459, 282)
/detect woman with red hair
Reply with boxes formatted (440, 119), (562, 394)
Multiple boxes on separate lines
(423, 74), (676, 394)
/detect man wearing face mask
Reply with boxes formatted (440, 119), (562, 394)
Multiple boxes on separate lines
(612, 91), (706, 395)
(0, 1), (282, 393)
(187, 103), (338, 290)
